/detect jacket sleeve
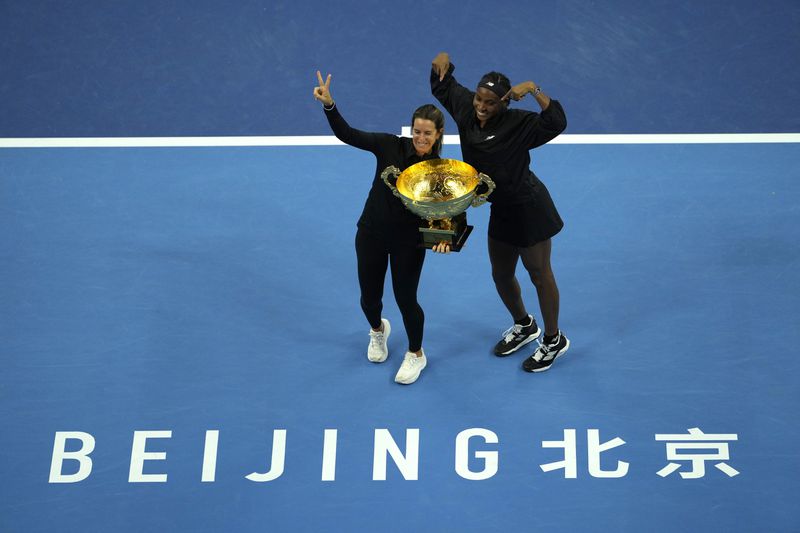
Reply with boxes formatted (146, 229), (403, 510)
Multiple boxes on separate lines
(430, 63), (474, 122)
(323, 103), (394, 153)
(519, 99), (567, 149)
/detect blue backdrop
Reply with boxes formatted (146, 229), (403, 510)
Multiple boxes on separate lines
(1, 0), (799, 137)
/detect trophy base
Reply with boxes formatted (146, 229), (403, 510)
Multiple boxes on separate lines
(418, 213), (472, 252)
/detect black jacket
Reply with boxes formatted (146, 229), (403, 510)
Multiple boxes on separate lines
(323, 103), (436, 244)
(431, 63), (567, 206)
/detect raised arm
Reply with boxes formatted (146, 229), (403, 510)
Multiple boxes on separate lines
(516, 99), (568, 149)
(314, 70), (392, 152)
(429, 53), (474, 122)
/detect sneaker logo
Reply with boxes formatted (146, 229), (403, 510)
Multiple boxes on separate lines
(484, 135), (496, 141)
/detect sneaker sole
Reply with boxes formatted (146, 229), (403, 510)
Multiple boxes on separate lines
(494, 327), (542, 356)
(368, 319), (391, 363)
(524, 338), (570, 373)
(394, 358), (427, 385)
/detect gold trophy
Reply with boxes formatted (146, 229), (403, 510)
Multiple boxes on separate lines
(381, 159), (495, 251)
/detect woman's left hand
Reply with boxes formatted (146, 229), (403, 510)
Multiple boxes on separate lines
(431, 242), (452, 254)
(502, 81), (538, 102)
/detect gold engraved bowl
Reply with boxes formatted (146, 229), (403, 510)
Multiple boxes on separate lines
(380, 159), (495, 220)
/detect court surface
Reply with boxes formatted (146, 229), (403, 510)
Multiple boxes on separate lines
(2, 141), (798, 532)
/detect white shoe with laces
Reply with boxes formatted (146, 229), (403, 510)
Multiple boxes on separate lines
(394, 349), (427, 384)
(367, 318), (391, 362)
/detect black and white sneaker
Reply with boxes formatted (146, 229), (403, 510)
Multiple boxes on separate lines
(493, 315), (541, 356)
(522, 330), (570, 372)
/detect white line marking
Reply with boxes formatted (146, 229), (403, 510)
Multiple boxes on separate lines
(1, 133), (798, 148)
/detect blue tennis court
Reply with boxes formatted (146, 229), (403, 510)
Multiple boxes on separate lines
(1, 1), (799, 532)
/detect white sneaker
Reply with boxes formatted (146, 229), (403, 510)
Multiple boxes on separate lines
(394, 350), (427, 384)
(367, 318), (391, 362)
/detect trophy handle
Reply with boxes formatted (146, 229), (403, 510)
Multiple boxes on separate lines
(472, 173), (496, 207)
(381, 166), (403, 198)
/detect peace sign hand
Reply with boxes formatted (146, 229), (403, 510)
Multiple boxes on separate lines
(313, 70), (334, 107)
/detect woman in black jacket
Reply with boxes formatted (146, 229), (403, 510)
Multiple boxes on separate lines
(430, 53), (570, 373)
(314, 71), (444, 385)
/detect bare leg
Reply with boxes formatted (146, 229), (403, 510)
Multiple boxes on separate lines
(519, 239), (560, 336)
(487, 236), (528, 322)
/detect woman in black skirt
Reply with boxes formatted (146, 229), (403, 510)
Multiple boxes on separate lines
(430, 52), (570, 373)
(314, 71), (445, 385)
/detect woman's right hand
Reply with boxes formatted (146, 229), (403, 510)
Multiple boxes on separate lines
(432, 52), (450, 81)
(313, 70), (333, 107)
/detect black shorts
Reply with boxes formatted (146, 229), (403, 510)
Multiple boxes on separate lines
(488, 181), (564, 247)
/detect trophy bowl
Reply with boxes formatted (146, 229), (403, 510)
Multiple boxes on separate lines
(381, 159), (495, 251)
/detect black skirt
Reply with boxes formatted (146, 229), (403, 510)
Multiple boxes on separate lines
(488, 180), (564, 247)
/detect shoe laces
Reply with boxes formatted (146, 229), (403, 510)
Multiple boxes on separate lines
(369, 328), (385, 347)
(404, 353), (423, 368)
(533, 333), (560, 362)
(501, 323), (524, 342)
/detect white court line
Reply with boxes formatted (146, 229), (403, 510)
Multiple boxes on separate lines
(0, 133), (799, 148)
